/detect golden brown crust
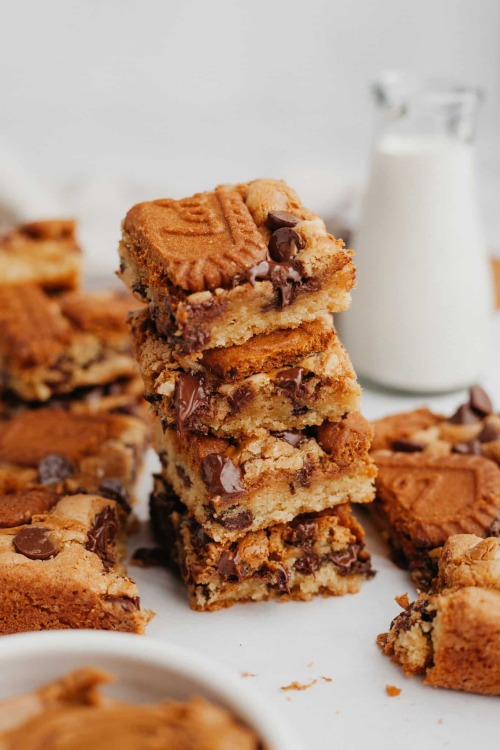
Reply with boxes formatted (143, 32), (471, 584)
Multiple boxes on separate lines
(375, 453), (500, 547)
(123, 188), (268, 293)
(0, 487), (60, 528)
(200, 316), (335, 380)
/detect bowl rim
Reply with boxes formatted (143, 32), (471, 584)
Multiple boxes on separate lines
(0, 630), (299, 750)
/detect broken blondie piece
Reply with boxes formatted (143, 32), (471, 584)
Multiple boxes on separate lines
(155, 412), (376, 543)
(0, 408), (148, 502)
(0, 490), (152, 633)
(371, 387), (500, 588)
(0, 220), (81, 292)
(378, 534), (500, 695)
(150, 476), (374, 611)
(130, 309), (361, 437)
(119, 179), (355, 353)
(0, 285), (139, 401)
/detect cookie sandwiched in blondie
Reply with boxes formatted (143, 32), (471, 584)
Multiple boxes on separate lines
(0, 220), (81, 292)
(149, 476), (374, 611)
(130, 309), (361, 437)
(155, 412), (376, 543)
(0, 490), (152, 634)
(371, 387), (500, 588)
(378, 534), (500, 695)
(119, 179), (355, 354)
(0, 285), (139, 402)
(0, 408), (148, 503)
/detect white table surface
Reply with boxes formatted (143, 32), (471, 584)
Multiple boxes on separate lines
(129, 316), (500, 750)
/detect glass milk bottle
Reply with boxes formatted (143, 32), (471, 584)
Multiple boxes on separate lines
(338, 75), (493, 392)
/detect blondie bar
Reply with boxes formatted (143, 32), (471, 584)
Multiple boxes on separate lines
(150, 477), (374, 611)
(0, 220), (81, 291)
(130, 309), (361, 437)
(0, 408), (148, 503)
(119, 179), (355, 353)
(155, 413), (376, 543)
(378, 534), (500, 695)
(371, 387), (500, 588)
(0, 490), (151, 633)
(0, 285), (138, 401)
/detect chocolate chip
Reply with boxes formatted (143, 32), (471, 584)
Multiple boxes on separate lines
(85, 506), (118, 570)
(217, 550), (241, 581)
(174, 373), (208, 434)
(38, 454), (75, 485)
(275, 367), (306, 398)
(267, 211), (301, 230)
(296, 459), (313, 487)
(329, 544), (360, 576)
(479, 423), (500, 443)
(268, 227), (305, 263)
(243, 259), (303, 308)
(98, 479), (131, 513)
(274, 430), (304, 447)
(106, 595), (140, 612)
(13, 526), (57, 560)
(452, 440), (482, 455)
(469, 385), (493, 417)
(204, 503), (253, 530)
(131, 547), (166, 567)
(487, 516), (500, 537)
(228, 385), (254, 415)
(391, 439), (425, 453)
(448, 403), (481, 425)
(176, 464), (192, 488)
(294, 550), (320, 575)
(201, 454), (244, 499)
(272, 565), (290, 592)
(290, 518), (317, 545)
(191, 524), (213, 548)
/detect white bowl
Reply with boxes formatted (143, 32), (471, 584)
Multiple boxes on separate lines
(0, 630), (298, 750)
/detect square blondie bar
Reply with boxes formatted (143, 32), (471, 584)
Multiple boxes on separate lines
(0, 408), (148, 503)
(119, 179), (355, 354)
(0, 220), (81, 292)
(155, 413), (376, 543)
(371, 387), (500, 588)
(378, 534), (500, 695)
(0, 285), (139, 401)
(149, 477), (374, 611)
(0, 489), (151, 633)
(130, 309), (361, 437)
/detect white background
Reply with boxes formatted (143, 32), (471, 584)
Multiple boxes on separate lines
(0, 0), (499, 275)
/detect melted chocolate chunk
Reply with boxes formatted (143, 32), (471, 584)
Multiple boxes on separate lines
(274, 366), (306, 398)
(479, 423), (500, 443)
(290, 518), (317, 545)
(204, 503), (253, 530)
(174, 373), (208, 433)
(296, 460), (313, 488)
(272, 565), (290, 592)
(85, 506), (118, 570)
(448, 403), (481, 425)
(106, 595), (140, 612)
(452, 440), (482, 455)
(228, 385), (254, 415)
(131, 547), (166, 567)
(176, 464), (192, 488)
(217, 550), (241, 581)
(469, 385), (493, 417)
(190, 522), (213, 548)
(268, 227), (305, 263)
(267, 211), (301, 230)
(201, 454), (244, 499)
(329, 544), (360, 576)
(38, 454), (75, 485)
(13, 526), (57, 561)
(391, 439), (425, 453)
(294, 549), (320, 575)
(131, 281), (147, 298)
(274, 430), (304, 447)
(98, 479), (131, 513)
(242, 259), (302, 308)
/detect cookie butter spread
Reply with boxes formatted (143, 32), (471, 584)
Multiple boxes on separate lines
(0, 669), (260, 750)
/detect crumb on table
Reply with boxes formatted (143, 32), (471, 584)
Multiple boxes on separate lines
(385, 685), (401, 697)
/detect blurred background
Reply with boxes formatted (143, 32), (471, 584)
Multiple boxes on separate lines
(1, 0), (499, 278)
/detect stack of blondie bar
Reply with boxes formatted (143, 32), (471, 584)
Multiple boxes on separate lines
(119, 178), (377, 610)
(0, 220), (152, 633)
